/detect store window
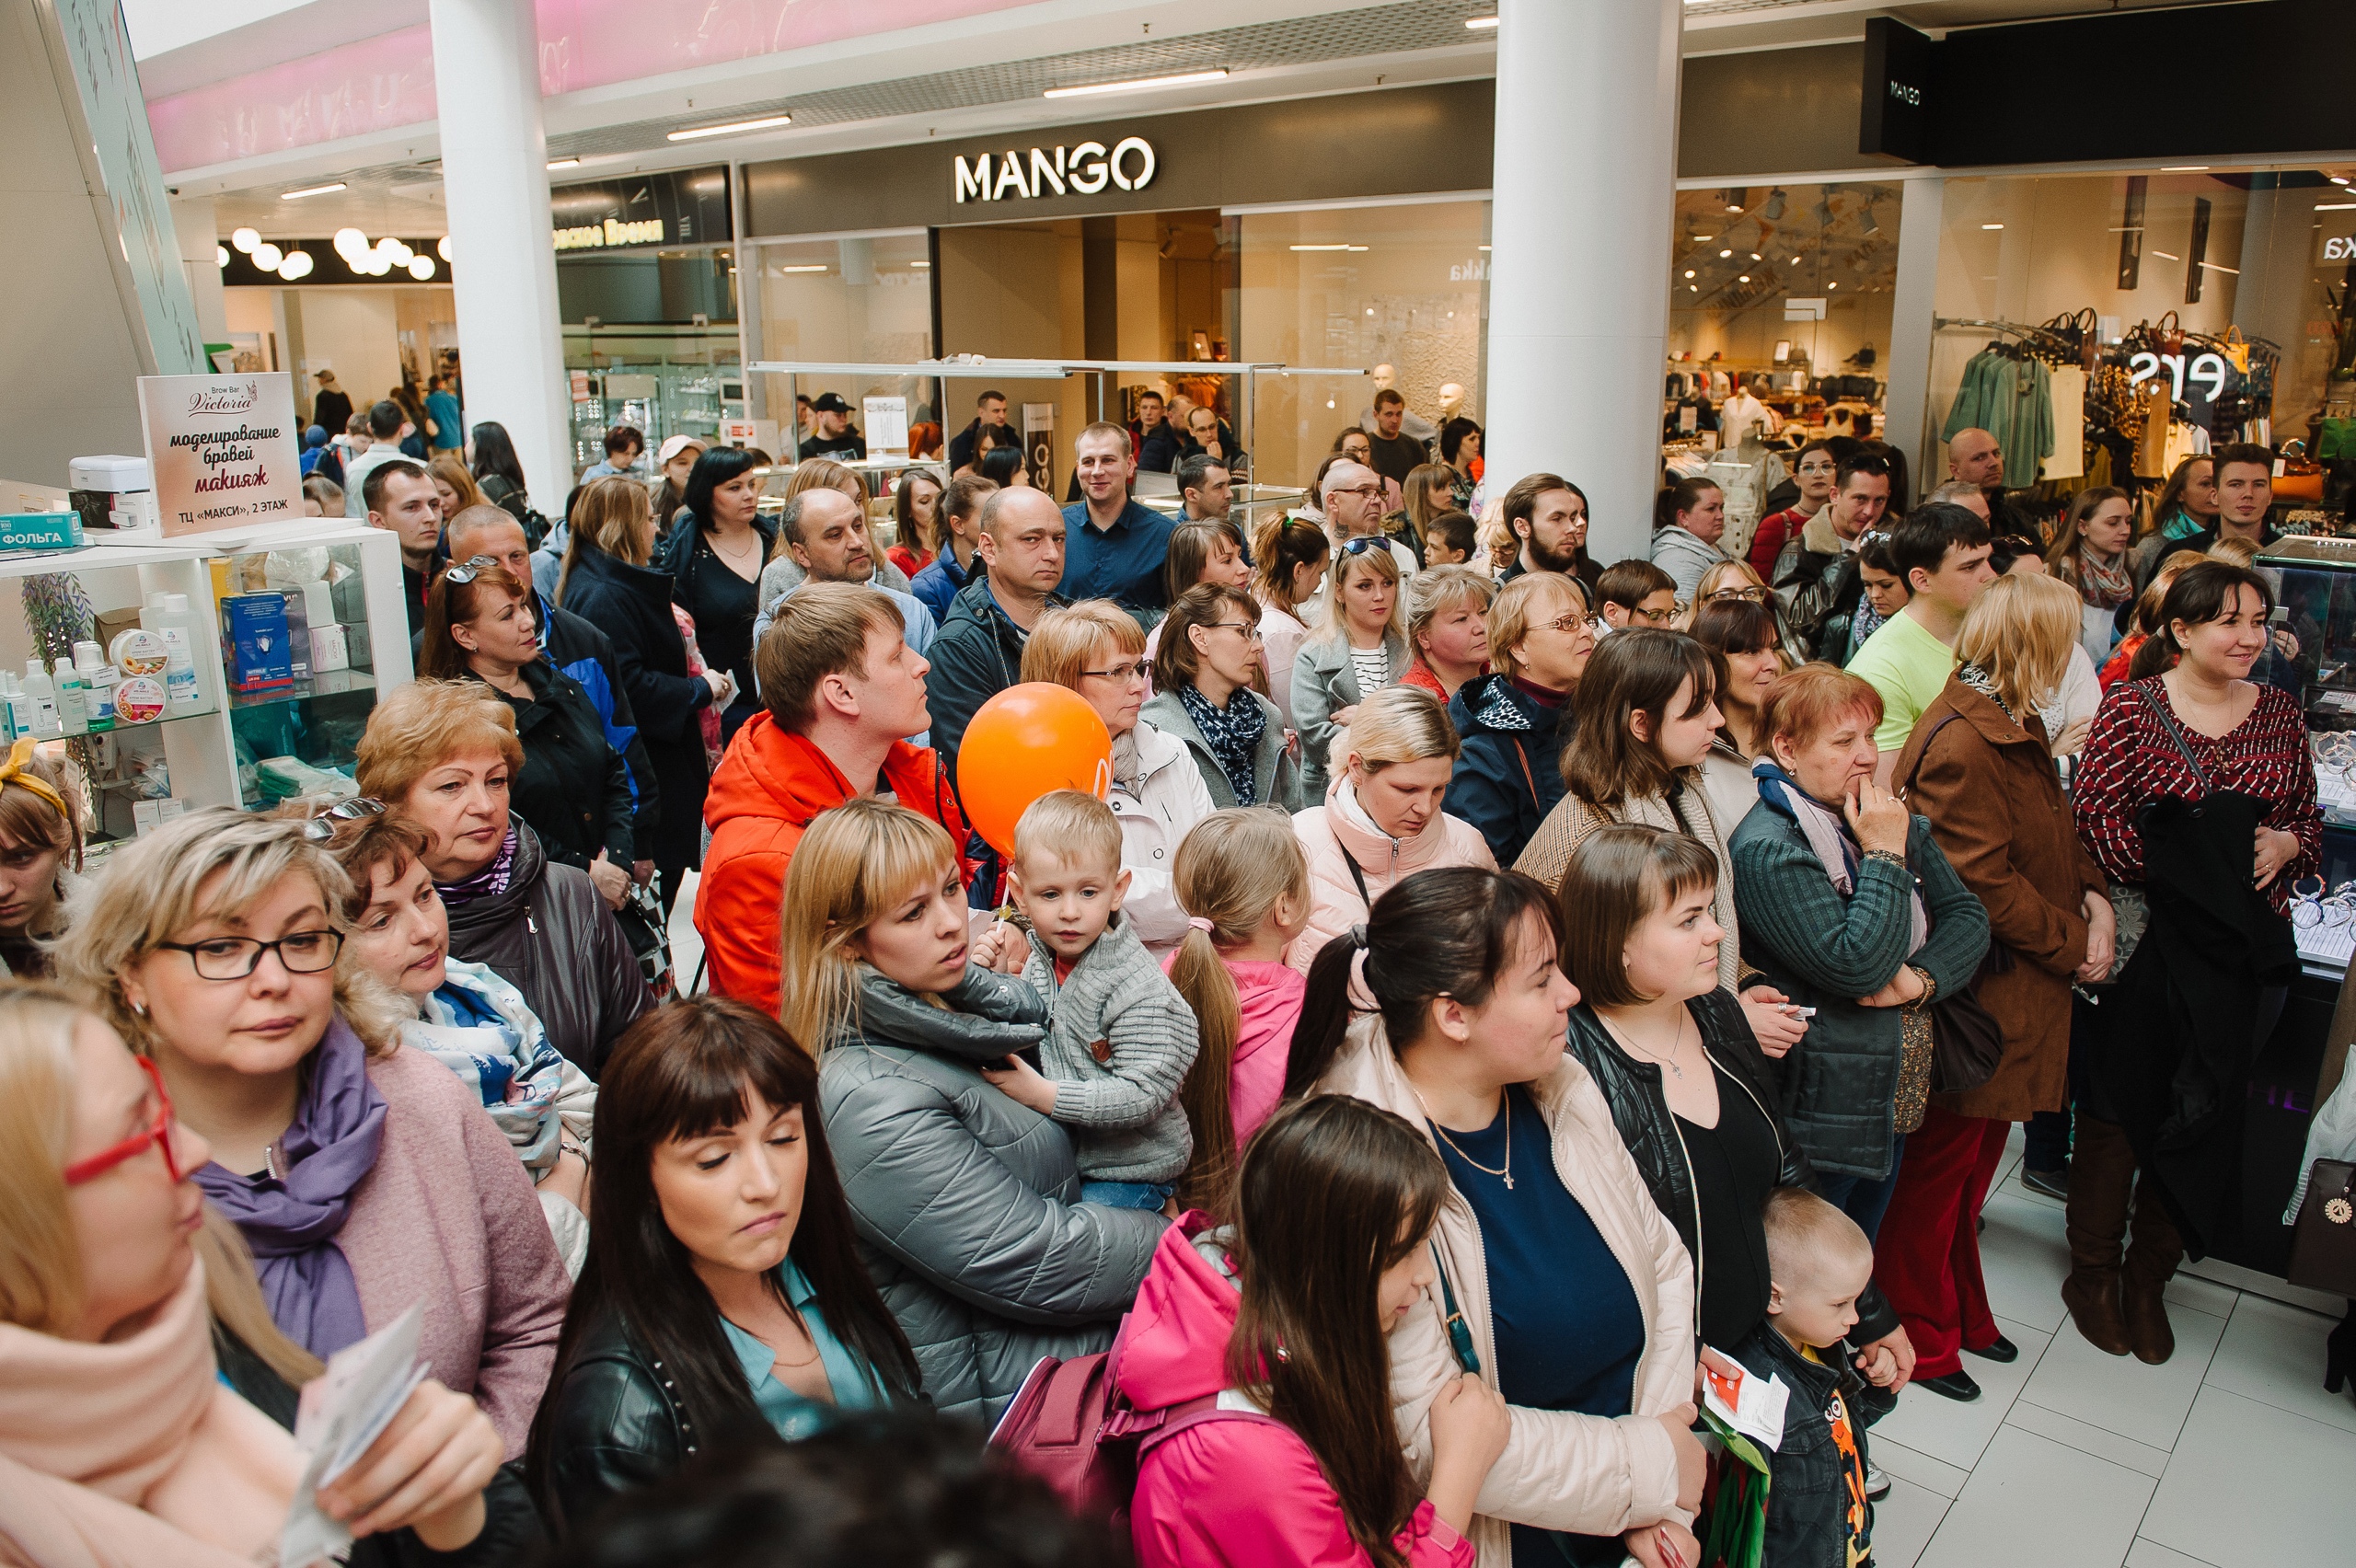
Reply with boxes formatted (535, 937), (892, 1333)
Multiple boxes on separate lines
(1237, 199), (1489, 491)
(1661, 182), (1902, 556)
(751, 231), (936, 457)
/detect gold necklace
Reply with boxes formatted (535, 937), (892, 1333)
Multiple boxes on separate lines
(1411, 1084), (1514, 1189)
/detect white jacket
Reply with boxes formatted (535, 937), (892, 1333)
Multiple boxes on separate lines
(1110, 719), (1218, 956)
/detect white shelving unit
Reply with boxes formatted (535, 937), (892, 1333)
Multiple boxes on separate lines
(0, 519), (413, 851)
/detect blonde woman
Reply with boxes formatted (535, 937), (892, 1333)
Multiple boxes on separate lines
(1447, 571), (1592, 865)
(1400, 564), (1493, 703)
(0, 984), (527, 1564)
(1390, 461), (1458, 561)
(780, 798), (1161, 1421)
(1288, 685), (1495, 973)
(1292, 538), (1409, 801)
(51, 810), (570, 1457)
(428, 451), (486, 523)
(1884, 571), (2108, 1388)
(1023, 601), (1217, 954)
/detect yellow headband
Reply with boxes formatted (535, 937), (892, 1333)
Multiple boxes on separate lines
(0, 736), (70, 822)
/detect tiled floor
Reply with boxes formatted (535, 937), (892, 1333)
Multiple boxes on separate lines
(1868, 1130), (2356, 1568)
(661, 891), (2356, 1566)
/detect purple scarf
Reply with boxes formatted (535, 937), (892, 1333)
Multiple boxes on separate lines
(436, 825), (519, 907)
(193, 1015), (387, 1357)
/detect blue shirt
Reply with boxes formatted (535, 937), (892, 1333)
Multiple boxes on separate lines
(909, 548), (974, 624)
(424, 390), (464, 450)
(1431, 1084), (1647, 1568)
(1059, 499), (1174, 621)
(717, 1259), (892, 1442)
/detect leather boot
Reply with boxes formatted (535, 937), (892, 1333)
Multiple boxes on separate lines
(2061, 1114), (2134, 1356)
(2123, 1183), (2185, 1366)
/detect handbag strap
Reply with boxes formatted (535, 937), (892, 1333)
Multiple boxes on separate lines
(1343, 847), (1374, 914)
(1429, 1243), (1482, 1375)
(2128, 680), (2212, 798)
(1513, 738), (1541, 810)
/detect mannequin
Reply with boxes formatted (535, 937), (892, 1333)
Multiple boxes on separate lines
(1438, 383), (1468, 424)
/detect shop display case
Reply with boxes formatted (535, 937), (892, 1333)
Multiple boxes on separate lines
(0, 520), (411, 859)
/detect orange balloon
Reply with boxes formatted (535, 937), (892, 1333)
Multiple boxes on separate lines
(956, 683), (1114, 858)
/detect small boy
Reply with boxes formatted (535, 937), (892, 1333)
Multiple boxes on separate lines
(1738, 1187), (1880, 1568)
(1421, 510), (1479, 567)
(978, 790), (1200, 1211)
(1594, 559), (1678, 630)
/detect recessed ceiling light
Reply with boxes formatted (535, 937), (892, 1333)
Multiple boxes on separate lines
(1289, 244), (1353, 251)
(1692, 234), (1714, 241)
(547, 157), (581, 170)
(1044, 69), (1228, 99)
(774, 264), (829, 273)
(1684, 270), (1696, 279)
(1719, 248), (1733, 258)
(1981, 223), (2004, 230)
(280, 182), (346, 200)
(910, 260), (930, 269)
(2151, 249), (2181, 260)
(1738, 275), (1751, 283)
(668, 113), (792, 142)
(1749, 252), (1761, 260)
(2334, 177), (2351, 186)
(2316, 202), (2356, 211)
(2161, 166), (2209, 172)
(1727, 202), (1743, 213)
(2202, 261), (2240, 274)
(1465, 16), (1498, 29)
(1828, 281), (1839, 289)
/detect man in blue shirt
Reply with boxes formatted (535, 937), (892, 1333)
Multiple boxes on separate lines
(424, 375), (464, 452)
(1060, 421), (1173, 628)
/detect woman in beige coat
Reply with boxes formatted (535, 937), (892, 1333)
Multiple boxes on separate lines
(1288, 865), (1704, 1568)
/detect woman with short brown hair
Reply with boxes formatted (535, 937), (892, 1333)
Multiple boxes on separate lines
(1142, 584), (1303, 812)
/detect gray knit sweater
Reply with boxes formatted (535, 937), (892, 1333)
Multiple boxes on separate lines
(1022, 916), (1200, 1185)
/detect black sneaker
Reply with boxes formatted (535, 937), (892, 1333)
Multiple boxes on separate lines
(2022, 1165), (2070, 1200)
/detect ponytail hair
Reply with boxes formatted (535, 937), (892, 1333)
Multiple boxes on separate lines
(1168, 810), (1312, 1219)
(1285, 865), (1559, 1098)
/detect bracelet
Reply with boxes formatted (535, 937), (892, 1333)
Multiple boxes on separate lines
(1903, 966), (1937, 1009)
(1863, 848), (1908, 869)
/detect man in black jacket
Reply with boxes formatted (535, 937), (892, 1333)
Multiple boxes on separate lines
(925, 487), (1068, 788)
(946, 388), (1013, 472)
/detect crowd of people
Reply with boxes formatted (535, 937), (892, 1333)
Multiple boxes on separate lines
(2, 400), (2337, 1568)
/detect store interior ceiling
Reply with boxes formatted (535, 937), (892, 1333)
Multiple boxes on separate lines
(154, 0), (2249, 238)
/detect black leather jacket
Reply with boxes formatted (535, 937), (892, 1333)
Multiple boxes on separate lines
(537, 1307), (735, 1538)
(1564, 990), (1900, 1347)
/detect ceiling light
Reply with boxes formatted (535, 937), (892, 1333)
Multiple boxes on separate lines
(774, 263), (829, 272)
(2161, 166), (2209, 172)
(334, 227), (368, 258)
(1289, 244), (1353, 251)
(1727, 202), (1743, 213)
(215, 245), (229, 268)
(436, 235), (452, 261)
(1478, 245), (1490, 251)
(1689, 284), (1698, 293)
(1045, 68), (1228, 99)
(2316, 202), (2356, 211)
(1750, 252), (1761, 261)
(278, 250), (314, 281)
(1692, 234), (1713, 241)
(1827, 281), (1838, 289)
(408, 256), (435, 280)
(1684, 269), (1696, 278)
(251, 242), (283, 271)
(1465, 15), (1498, 28)
(910, 260), (930, 269)
(2334, 177), (2351, 186)
(547, 157), (580, 170)
(2152, 249), (2181, 260)
(230, 227), (260, 253)
(667, 112), (792, 141)
(2202, 261), (2240, 274)
(280, 181), (345, 200)
(1763, 188), (1786, 221)
(1719, 248), (1733, 258)
(1981, 223), (2004, 230)
(1738, 275), (1750, 283)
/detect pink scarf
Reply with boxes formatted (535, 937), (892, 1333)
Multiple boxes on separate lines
(0, 1259), (304, 1568)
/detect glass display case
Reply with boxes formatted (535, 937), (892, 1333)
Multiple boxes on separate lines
(2254, 538), (2356, 915)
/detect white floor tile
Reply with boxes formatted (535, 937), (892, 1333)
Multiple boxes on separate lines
(1976, 1188), (2072, 1334)
(2124, 1540), (2219, 1568)
(2002, 1399), (2174, 1478)
(1868, 1435), (1969, 1499)
(2015, 1297), (2223, 1448)
(1916, 1424), (2154, 1568)
(2200, 1292), (2356, 1437)
(2160, 1272), (2238, 1320)
(1871, 1316), (2048, 1471)
(2138, 1386), (2356, 1567)
(1867, 1474), (1950, 1568)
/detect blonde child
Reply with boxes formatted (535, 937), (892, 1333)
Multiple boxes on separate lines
(1163, 808), (1313, 1216)
(982, 790), (1200, 1211)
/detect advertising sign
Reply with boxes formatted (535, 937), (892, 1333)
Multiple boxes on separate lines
(136, 373), (303, 536)
(1023, 403), (1057, 496)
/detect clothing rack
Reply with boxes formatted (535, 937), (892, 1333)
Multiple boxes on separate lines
(1934, 317), (2078, 358)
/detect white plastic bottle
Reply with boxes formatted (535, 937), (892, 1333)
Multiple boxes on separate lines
(0, 674), (20, 742)
(74, 643), (117, 732)
(21, 660), (61, 740)
(142, 592), (212, 712)
(52, 657), (87, 736)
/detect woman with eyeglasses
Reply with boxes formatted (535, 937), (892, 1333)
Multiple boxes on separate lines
(52, 810), (572, 1458)
(1022, 601), (1217, 957)
(1750, 439), (1840, 581)
(0, 983), (545, 1566)
(421, 559), (636, 911)
(1293, 537), (1409, 802)
(1447, 571), (1593, 866)
(1143, 583), (1304, 813)
(1143, 519), (1256, 685)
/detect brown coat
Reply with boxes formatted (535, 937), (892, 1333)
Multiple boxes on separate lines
(1893, 676), (2108, 1122)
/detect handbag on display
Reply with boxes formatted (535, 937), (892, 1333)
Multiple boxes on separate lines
(2151, 310), (2186, 357)
(2287, 1159), (2356, 1297)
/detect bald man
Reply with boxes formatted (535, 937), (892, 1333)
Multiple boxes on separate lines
(1947, 427), (2032, 539)
(927, 485), (1071, 786)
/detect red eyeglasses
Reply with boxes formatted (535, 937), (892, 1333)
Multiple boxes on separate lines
(63, 1056), (186, 1187)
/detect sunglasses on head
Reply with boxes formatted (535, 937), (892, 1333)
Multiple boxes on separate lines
(1338, 536), (1390, 559)
(441, 554), (506, 585)
(302, 797), (387, 843)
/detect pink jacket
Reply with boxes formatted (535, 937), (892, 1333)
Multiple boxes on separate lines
(340, 1043), (571, 1457)
(1288, 779), (1496, 974)
(1229, 961), (1305, 1145)
(1120, 1217), (1474, 1568)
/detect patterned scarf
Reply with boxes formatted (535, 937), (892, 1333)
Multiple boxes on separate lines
(436, 824), (518, 907)
(2072, 548), (2134, 610)
(1178, 683), (1266, 805)
(1957, 662), (2014, 721)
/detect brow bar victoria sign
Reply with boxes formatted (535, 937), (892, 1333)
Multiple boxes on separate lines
(953, 137), (1157, 202)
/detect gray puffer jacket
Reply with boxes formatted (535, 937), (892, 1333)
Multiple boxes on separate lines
(818, 964), (1165, 1423)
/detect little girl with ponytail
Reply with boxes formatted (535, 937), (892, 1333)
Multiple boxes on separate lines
(1164, 809), (1313, 1215)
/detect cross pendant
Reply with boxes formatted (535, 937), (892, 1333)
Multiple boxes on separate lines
(1503, 1173), (1515, 1190)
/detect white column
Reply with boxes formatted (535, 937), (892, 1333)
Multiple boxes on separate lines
(1880, 175), (1945, 498)
(1483, 0), (1680, 563)
(168, 196), (229, 347)
(428, 0), (572, 501)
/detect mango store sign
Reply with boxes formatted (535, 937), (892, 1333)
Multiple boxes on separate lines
(954, 137), (1156, 202)
(136, 374), (303, 536)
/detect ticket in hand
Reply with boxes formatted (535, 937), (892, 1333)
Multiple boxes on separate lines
(279, 1305), (427, 1567)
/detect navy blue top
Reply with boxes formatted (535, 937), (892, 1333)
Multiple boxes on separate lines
(1059, 498), (1175, 619)
(1432, 1084), (1647, 1568)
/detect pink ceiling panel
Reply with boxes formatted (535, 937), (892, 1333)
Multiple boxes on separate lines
(146, 26), (438, 172)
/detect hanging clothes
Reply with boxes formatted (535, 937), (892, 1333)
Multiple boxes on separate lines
(1942, 350), (2054, 490)
(2042, 366), (2086, 482)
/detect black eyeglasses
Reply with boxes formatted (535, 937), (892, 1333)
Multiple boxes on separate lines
(441, 554), (504, 585)
(158, 929), (345, 980)
(302, 797), (387, 842)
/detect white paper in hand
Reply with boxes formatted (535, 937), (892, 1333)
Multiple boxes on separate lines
(279, 1305), (427, 1568)
(1700, 1352), (1791, 1452)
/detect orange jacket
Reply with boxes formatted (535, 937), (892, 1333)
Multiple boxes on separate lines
(693, 713), (969, 1015)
